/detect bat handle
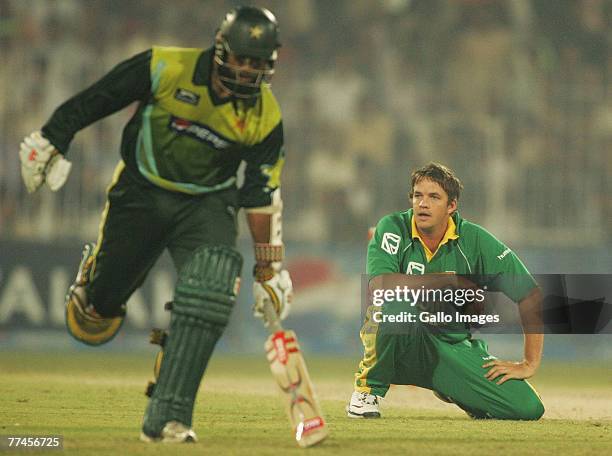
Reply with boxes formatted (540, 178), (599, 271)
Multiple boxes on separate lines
(262, 299), (283, 334)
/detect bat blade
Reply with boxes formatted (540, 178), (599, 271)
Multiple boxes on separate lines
(265, 330), (328, 448)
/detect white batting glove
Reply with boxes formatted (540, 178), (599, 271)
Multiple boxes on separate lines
(19, 131), (72, 193)
(253, 269), (293, 321)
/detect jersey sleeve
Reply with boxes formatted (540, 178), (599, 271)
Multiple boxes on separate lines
(475, 227), (538, 302)
(366, 214), (403, 277)
(238, 121), (284, 208)
(41, 50), (153, 155)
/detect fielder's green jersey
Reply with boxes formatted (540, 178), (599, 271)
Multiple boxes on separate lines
(368, 208), (537, 304)
(357, 209), (544, 415)
(42, 47), (283, 208)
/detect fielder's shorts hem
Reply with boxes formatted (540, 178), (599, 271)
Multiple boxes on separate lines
(354, 385), (389, 397)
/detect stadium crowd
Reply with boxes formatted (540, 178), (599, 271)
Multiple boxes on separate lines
(0, 0), (610, 244)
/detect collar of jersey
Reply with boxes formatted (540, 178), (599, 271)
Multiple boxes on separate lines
(411, 215), (459, 262)
(193, 47), (212, 87)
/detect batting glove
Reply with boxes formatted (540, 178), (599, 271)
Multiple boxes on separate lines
(19, 131), (72, 193)
(253, 268), (293, 321)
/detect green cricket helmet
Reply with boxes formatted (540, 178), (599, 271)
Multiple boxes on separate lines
(214, 6), (281, 98)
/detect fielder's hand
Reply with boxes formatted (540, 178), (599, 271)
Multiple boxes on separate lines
(483, 359), (538, 385)
(19, 131), (72, 193)
(253, 268), (293, 322)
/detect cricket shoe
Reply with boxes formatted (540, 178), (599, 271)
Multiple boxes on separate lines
(140, 421), (198, 443)
(346, 391), (381, 418)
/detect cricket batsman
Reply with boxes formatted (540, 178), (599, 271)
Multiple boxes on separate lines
(347, 162), (545, 420)
(18, 6), (293, 442)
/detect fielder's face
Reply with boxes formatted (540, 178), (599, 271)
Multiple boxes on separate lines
(411, 178), (457, 235)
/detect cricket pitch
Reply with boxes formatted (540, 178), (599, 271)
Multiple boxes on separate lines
(1, 352), (610, 455)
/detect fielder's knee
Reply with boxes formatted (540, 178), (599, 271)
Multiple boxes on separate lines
(518, 396), (544, 421)
(508, 391), (545, 421)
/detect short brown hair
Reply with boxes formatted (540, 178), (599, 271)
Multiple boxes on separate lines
(409, 162), (463, 204)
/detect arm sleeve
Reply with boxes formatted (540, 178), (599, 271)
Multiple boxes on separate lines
(238, 121), (284, 208)
(476, 228), (538, 302)
(41, 50), (153, 155)
(366, 215), (402, 277)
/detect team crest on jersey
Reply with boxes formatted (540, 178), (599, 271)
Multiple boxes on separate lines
(407, 261), (425, 275)
(174, 88), (200, 105)
(169, 116), (231, 149)
(381, 232), (401, 255)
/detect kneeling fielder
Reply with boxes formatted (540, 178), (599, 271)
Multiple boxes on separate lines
(348, 162), (545, 420)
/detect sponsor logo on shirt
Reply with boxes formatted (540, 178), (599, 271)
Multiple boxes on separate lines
(407, 261), (425, 275)
(381, 232), (401, 255)
(168, 116), (231, 149)
(497, 248), (512, 261)
(174, 88), (200, 105)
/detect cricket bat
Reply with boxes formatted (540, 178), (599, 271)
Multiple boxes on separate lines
(262, 300), (328, 448)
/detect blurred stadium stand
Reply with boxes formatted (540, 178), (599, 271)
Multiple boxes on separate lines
(1, 0), (611, 357)
(1, 0), (610, 246)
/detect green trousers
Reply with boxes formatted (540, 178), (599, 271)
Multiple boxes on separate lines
(86, 161), (238, 317)
(355, 305), (544, 420)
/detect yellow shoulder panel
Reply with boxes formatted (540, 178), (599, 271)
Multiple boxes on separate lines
(259, 84), (282, 138)
(150, 46), (203, 99)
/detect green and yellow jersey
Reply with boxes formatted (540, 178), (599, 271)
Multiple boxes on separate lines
(368, 209), (537, 304)
(42, 47), (284, 208)
(357, 209), (544, 409)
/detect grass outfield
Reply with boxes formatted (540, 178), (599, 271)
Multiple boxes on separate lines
(0, 352), (611, 455)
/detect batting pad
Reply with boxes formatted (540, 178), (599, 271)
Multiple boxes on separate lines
(142, 245), (243, 437)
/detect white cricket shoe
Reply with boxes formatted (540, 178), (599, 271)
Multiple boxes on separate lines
(140, 421), (198, 443)
(346, 391), (381, 418)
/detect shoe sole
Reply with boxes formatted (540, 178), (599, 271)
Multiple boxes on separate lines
(346, 409), (381, 419)
(139, 432), (197, 443)
(140, 432), (157, 443)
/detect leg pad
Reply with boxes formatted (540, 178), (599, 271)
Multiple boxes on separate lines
(142, 245), (242, 437)
(65, 243), (124, 346)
